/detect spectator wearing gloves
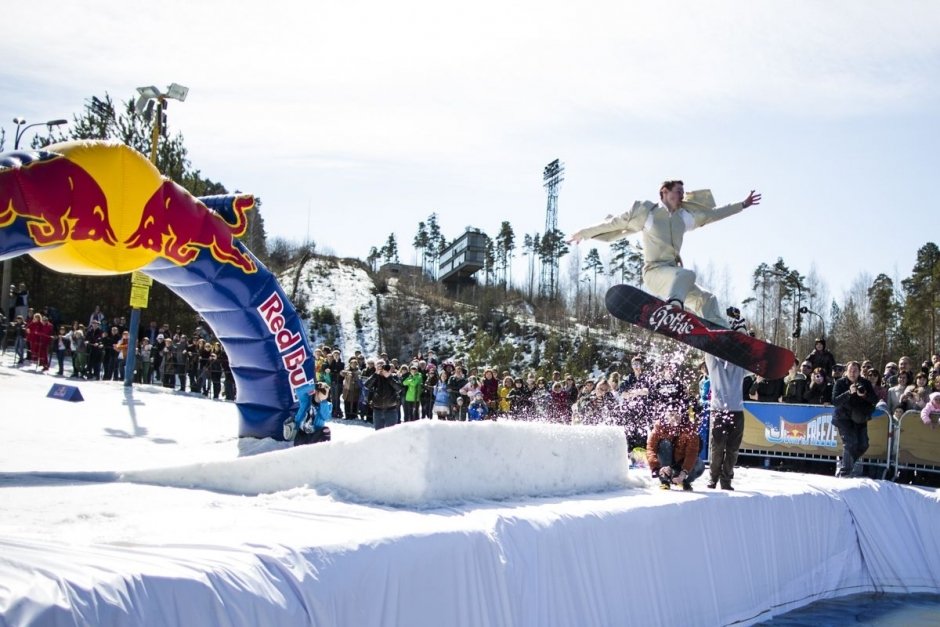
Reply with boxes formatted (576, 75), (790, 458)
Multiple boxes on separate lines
(647, 406), (705, 491)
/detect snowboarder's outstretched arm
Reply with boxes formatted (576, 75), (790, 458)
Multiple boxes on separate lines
(684, 189), (761, 229)
(568, 200), (655, 245)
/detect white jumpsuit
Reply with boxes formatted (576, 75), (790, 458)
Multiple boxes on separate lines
(573, 190), (744, 325)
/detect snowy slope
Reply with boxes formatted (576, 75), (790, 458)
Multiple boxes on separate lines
(282, 256), (379, 356)
(2, 368), (940, 627)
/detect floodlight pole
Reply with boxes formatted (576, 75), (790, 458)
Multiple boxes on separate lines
(126, 84), (186, 386)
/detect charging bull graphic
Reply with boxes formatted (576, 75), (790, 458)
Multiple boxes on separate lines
(0, 140), (313, 438)
(0, 150), (118, 247)
(125, 180), (257, 273)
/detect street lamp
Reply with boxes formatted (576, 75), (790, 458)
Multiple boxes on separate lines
(2, 117), (69, 322)
(13, 117), (68, 149)
(124, 83), (189, 387)
(135, 83), (189, 163)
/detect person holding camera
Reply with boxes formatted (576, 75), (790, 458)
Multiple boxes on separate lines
(831, 361), (877, 478)
(364, 360), (404, 430)
(290, 381), (333, 446)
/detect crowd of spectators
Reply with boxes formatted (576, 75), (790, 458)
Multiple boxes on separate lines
(744, 338), (940, 426)
(2, 297), (235, 401)
(5, 291), (940, 438)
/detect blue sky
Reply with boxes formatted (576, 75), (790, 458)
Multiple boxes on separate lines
(2, 0), (939, 307)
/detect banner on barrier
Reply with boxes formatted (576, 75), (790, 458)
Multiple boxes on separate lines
(742, 402), (889, 459)
(896, 411), (940, 468)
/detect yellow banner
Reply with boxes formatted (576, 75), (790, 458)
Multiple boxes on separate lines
(129, 284), (150, 309)
(896, 411), (940, 467)
(741, 403), (890, 461)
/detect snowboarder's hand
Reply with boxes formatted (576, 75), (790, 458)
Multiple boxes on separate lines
(567, 232), (583, 245)
(743, 190), (761, 208)
(658, 466), (673, 479)
(672, 470), (688, 485)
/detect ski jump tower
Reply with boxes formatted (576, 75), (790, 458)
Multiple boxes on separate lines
(540, 158), (564, 298)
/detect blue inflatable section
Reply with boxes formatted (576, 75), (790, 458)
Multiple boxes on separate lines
(143, 194), (315, 439)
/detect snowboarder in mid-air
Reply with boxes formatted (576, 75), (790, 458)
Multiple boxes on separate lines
(569, 180), (760, 325)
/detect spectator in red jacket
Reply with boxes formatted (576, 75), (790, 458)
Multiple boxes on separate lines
(25, 313), (52, 370)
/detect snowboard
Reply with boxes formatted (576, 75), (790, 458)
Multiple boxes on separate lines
(605, 284), (794, 380)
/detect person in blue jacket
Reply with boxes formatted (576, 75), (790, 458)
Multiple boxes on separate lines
(293, 381), (333, 446)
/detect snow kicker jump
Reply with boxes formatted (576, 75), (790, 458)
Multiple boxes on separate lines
(0, 140), (313, 438)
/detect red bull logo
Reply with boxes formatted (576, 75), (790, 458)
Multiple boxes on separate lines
(765, 415), (837, 447)
(125, 180), (257, 273)
(0, 142), (256, 275)
(0, 152), (118, 246)
(258, 291), (312, 398)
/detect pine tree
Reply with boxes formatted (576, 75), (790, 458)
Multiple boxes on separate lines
(901, 242), (940, 355)
(367, 246), (380, 272)
(495, 221), (516, 288)
(381, 234), (400, 264)
(609, 239), (643, 285)
(522, 233), (537, 300)
(868, 273), (898, 366)
(582, 248), (604, 315)
(426, 213), (444, 278)
(413, 221), (430, 272)
(483, 235), (496, 286)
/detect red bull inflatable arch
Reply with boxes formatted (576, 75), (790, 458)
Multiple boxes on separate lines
(0, 140), (314, 438)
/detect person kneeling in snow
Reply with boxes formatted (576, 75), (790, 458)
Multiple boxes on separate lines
(467, 395), (489, 421)
(293, 381), (333, 446)
(647, 408), (705, 491)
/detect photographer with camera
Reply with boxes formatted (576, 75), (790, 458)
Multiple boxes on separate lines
(364, 360), (404, 430)
(831, 360), (877, 478)
(287, 381), (333, 446)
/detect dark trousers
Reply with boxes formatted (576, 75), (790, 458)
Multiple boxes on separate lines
(834, 419), (869, 476)
(403, 400), (419, 422)
(709, 410), (744, 486)
(294, 426), (331, 446)
(331, 380), (343, 417)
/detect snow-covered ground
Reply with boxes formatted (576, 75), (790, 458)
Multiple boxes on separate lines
(2, 366), (940, 626)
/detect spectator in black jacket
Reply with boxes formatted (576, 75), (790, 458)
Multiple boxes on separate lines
(805, 338), (836, 381)
(328, 349), (345, 418)
(364, 361), (403, 430)
(783, 361), (812, 403)
(750, 375), (784, 402)
(804, 367), (831, 404)
(832, 361), (877, 478)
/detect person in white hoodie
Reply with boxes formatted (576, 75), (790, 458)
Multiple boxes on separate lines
(569, 181), (760, 325)
(703, 315), (751, 490)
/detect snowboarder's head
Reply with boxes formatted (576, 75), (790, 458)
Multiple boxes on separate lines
(659, 179), (684, 209)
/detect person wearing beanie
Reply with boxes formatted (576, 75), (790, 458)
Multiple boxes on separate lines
(805, 338), (836, 381)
